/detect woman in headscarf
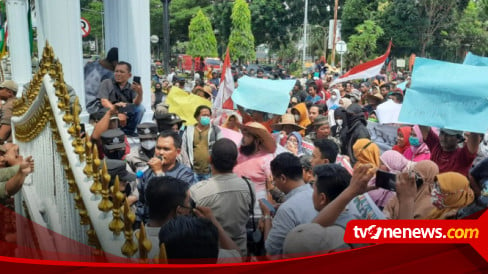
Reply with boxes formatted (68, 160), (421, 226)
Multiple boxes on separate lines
(342, 104), (371, 165)
(339, 97), (352, 110)
(285, 131), (304, 156)
(290, 103), (312, 136)
(326, 89), (341, 111)
(403, 125), (431, 162)
(384, 160), (439, 219)
(369, 150), (415, 209)
(331, 107), (347, 138)
(222, 112), (242, 132)
(427, 172), (475, 219)
(457, 158), (488, 219)
(392, 126), (411, 155)
(353, 139), (380, 169)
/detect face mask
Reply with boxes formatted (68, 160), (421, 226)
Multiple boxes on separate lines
(336, 119), (343, 126)
(200, 116), (211, 126)
(409, 136), (420, 147)
(294, 114), (301, 122)
(105, 149), (125, 160)
(331, 95), (337, 100)
(141, 140), (156, 150)
(431, 182), (446, 209)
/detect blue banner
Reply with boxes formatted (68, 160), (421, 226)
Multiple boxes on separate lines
(463, 52), (488, 66)
(398, 57), (488, 133)
(231, 76), (294, 115)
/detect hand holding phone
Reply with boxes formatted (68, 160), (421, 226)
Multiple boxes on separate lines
(133, 76), (141, 84)
(375, 170), (397, 191)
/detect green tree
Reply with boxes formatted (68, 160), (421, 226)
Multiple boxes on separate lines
(187, 9), (218, 58)
(80, 0), (104, 52)
(341, 0), (380, 41)
(228, 0), (255, 63)
(346, 20), (384, 66)
(169, 0), (212, 46)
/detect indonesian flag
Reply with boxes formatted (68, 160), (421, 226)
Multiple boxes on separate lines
(213, 48), (234, 110)
(331, 40), (392, 86)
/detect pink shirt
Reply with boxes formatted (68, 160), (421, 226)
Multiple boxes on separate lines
(233, 151), (273, 193)
(403, 148), (431, 162)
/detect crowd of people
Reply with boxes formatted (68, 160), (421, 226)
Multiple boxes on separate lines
(1, 49), (487, 263)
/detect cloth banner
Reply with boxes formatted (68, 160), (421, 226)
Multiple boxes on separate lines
(398, 57), (488, 134)
(463, 52), (488, 66)
(231, 76), (294, 115)
(166, 86), (212, 126)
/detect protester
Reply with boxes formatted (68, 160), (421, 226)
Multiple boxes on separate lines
(93, 61), (145, 136)
(311, 139), (339, 168)
(0, 145), (35, 203)
(290, 103), (312, 136)
(221, 112), (242, 132)
(392, 126), (411, 155)
(100, 128), (129, 160)
(190, 138), (254, 255)
(397, 171), (474, 219)
(151, 82), (167, 110)
(419, 126), (481, 176)
(403, 125), (431, 162)
(340, 104), (371, 165)
(154, 112), (185, 134)
(238, 105), (280, 133)
(457, 158), (488, 218)
(272, 114), (304, 146)
(0, 80), (18, 144)
(85, 47), (118, 114)
(105, 159), (138, 206)
(260, 153), (317, 256)
(181, 105), (222, 181)
(352, 139), (380, 169)
(136, 130), (196, 224)
(383, 160), (439, 219)
(234, 122), (276, 217)
(285, 132), (304, 156)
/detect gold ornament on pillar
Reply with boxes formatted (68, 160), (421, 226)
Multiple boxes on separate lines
(90, 145), (102, 194)
(109, 175), (125, 236)
(121, 199), (137, 257)
(83, 134), (94, 177)
(98, 160), (113, 212)
(136, 222), (152, 263)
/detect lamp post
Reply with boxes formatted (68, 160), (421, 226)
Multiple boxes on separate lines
(161, 0), (171, 75)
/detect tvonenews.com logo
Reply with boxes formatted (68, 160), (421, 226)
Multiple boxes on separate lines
(352, 225), (479, 240)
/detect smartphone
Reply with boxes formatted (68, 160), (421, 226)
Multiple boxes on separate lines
(133, 76), (141, 84)
(259, 198), (276, 214)
(375, 170), (397, 191)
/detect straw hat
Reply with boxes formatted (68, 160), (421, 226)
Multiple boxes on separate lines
(366, 93), (384, 104)
(241, 122), (277, 154)
(271, 114), (305, 132)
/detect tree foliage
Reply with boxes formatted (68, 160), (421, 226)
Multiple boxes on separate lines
(228, 0), (255, 63)
(80, 0), (104, 50)
(341, 0), (380, 41)
(187, 9), (218, 58)
(346, 20), (384, 66)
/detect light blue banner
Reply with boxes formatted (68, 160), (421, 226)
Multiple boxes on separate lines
(463, 52), (488, 66)
(396, 81), (407, 91)
(398, 57), (488, 133)
(232, 76), (295, 115)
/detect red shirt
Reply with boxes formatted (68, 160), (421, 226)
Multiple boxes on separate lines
(424, 130), (476, 176)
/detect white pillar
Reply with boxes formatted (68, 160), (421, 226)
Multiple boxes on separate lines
(103, 0), (121, 52)
(36, 0), (86, 121)
(5, 0), (32, 95)
(115, 0), (153, 122)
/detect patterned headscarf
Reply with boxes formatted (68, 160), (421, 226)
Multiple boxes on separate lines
(428, 172), (475, 219)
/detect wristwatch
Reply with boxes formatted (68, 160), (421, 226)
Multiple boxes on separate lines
(263, 215), (272, 220)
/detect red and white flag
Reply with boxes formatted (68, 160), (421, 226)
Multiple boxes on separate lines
(213, 48), (234, 111)
(331, 40), (392, 86)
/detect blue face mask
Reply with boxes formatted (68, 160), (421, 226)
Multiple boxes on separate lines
(200, 116), (211, 126)
(409, 136), (420, 147)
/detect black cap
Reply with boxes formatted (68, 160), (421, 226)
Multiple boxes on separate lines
(105, 159), (136, 182)
(155, 113), (185, 126)
(137, 122), (158, 139)
(101, 129), (126, 150)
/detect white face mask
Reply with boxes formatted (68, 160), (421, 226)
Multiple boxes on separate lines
(331, 95), (337, 100)
(294, 114), (301, 122)
(336, 119), (343, 126)
(141, 140), (156, 150)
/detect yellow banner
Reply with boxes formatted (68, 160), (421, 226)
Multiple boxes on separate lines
(166, 86), (212, 126)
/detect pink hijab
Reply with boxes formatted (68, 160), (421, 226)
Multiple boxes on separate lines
(380, 150), (414, 173)
(410, 125), (430, 156)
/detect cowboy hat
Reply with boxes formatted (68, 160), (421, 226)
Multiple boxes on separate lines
(271, 114), (305, 132)
(241, 122), (277, 154)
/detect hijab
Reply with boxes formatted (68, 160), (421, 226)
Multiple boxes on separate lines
(380, 150), (414, 174)
(392, 126), (411, 154)
(353, 139), (380, 168)
(428, 172), (475, 219)
(410, 125), (430, 156)
(287, 131), (304, 155)
(327, 89), (341, 110)
(384, 160), (439, 219)
(339, 98), (352, 110)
